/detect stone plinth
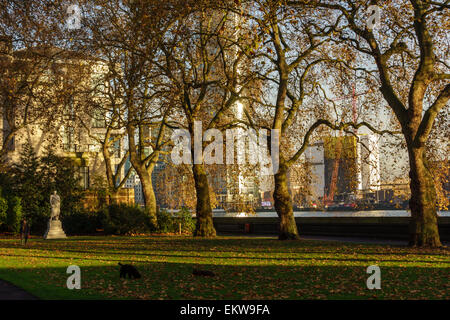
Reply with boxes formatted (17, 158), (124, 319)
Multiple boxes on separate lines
(43, 220), (67, 239)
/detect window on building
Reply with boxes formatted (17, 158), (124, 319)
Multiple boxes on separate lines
(107, 135), (121, 158)
(3, 115), (15, 151)
(63, 126), (75, 152)
(92, 109), (106, 128)
(75, 166), (90, 189)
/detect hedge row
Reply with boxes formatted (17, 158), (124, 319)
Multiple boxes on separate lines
(61, 204), (195, 236)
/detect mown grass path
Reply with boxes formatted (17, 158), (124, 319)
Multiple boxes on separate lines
(0, 236), (448, 299)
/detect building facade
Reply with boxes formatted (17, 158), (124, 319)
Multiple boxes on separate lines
(305, 134), (381, 205)
(1, 40), (131, 202)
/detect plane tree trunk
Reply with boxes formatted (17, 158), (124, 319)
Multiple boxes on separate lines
(408, 145), (442, 247)
(139, 170), (158, 228)
(127, 124), (158, 228)
(273, 159), (300, 240)
(192, 162), (216, 237)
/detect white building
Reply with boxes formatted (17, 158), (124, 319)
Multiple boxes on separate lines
(0, 40), (129, 191)
(358, 134), (381, 191)
(305, 141), (325, 202)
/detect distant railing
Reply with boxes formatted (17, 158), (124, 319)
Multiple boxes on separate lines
(63, 143), (100, 153)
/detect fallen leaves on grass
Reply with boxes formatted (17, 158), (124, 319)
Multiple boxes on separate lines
(0, 236), (448, 300)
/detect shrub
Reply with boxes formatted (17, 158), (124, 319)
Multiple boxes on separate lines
(101, 204), (151, 235)
(0, 195), (7, 228)
(173, 208), (195, 234)
(61, 208), (101, 235)
(28, 206), (51, 235)
(157, 208), (195, 234)
(6, 196), (22, 234)
(0, 186), (8, 230)
(157, 209), (175, 233)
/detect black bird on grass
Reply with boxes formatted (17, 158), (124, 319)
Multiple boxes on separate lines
(118, 263), (141, 279)
(192, 268), (216, 277)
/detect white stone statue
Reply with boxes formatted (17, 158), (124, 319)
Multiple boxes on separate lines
(50, 191), (61, 221)
(44, 190), (66, 239)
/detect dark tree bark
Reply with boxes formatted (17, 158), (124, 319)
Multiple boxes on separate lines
(192, 163), (216, 237)
(273, 160), (300, 240)
(127, 124), (159, 228)
(139, 170), (158, 228)
(407, 145), (441, 247)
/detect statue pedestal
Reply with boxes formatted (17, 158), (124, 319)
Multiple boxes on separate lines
(43, 220), (67, 239)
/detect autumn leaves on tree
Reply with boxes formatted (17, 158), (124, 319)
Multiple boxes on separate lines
(0, 0), (448, 246)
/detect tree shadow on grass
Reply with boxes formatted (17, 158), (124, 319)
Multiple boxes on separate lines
(0, 262), (447, 300)
(0, 236), (448, 260)
(1, 250), (447, 265)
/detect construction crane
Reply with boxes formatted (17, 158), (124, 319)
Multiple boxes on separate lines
(324, 84), (366, 207)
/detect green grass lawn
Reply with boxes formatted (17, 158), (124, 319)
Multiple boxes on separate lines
(0, 235), (448, 300)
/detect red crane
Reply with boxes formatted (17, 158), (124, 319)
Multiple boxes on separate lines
(324, 84), (366, 207)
